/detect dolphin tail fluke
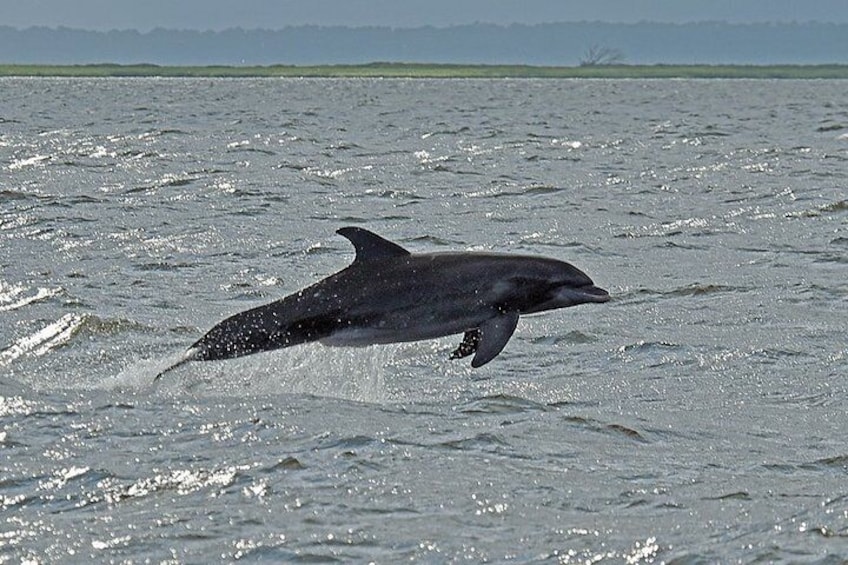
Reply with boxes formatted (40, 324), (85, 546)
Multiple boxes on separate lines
(153, 347), (200, 382)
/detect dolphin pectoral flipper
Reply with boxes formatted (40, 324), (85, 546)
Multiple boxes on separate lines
(471, 312), (520, 368)
(450, 329), (480, 360)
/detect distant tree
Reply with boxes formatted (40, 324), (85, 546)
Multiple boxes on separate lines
(579, 44), (625, 66)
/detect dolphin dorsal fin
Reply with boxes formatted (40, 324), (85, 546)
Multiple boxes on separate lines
(337, 227), (410, 264)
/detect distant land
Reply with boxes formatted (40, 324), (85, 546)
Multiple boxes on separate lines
(1, 22), (847, 66)
(3, 63), (848, 80)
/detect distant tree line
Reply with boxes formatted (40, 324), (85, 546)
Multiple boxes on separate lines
(1, 22), (846, 66)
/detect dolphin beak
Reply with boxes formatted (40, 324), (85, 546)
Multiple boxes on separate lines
(550, 283), (610, 307)
(581, 285), (611, 302)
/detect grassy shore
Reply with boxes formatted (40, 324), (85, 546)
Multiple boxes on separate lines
(2, 62), (848, 79)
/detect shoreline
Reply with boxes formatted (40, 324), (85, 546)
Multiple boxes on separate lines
(2, 63), (848, 79)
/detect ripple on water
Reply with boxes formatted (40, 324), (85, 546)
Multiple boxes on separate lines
(1, 78), (846, 564)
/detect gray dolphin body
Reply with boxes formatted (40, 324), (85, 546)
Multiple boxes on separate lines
(156, 227), (609, 379)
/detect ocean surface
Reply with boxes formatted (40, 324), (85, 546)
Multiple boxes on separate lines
(1, 77), (846, 563)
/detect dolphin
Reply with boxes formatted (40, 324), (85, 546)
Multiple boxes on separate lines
(155, 227), (609, 380)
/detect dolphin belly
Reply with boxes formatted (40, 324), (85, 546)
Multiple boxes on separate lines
(319, 313), (486, 347)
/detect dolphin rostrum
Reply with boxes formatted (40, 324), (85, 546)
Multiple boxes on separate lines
(155, 227), (609, 380)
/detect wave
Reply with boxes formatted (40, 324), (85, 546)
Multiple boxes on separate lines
(616, 283), (749, 304)
(530, 330), (597, 345)
(663, 283), (745, 297)
(456, 393), (548, 415)
(788, 199), (848, 218)
(124, 174), (199, 193)
(0, 281), (62, 312)
(613, 216), (722, 239)
(7, 154), (50, 171)
(20, 464), (251, 511)
(0, 189), (38, 201)
(0, 313), (85, 367)
(101, 465), (249, 503)
(0, 313), (154, 368)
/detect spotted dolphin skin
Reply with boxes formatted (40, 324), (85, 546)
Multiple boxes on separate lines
(155, 227), (609, 380)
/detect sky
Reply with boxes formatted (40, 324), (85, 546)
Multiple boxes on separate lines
(2, 0), (847, 30)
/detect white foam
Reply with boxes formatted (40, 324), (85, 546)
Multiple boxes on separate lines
(102, 350), (195, 391)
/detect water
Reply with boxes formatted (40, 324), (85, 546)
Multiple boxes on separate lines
(1, 77), (846, 562)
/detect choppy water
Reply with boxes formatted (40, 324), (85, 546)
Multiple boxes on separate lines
(1, 77), (846, 562)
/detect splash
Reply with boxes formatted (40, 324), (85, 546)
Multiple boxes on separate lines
(114, 343), (406, 403)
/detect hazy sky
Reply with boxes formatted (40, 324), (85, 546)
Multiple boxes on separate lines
(3, 0), (847, 30)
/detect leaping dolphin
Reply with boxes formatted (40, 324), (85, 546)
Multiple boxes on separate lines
(155, 227), (609, 380)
